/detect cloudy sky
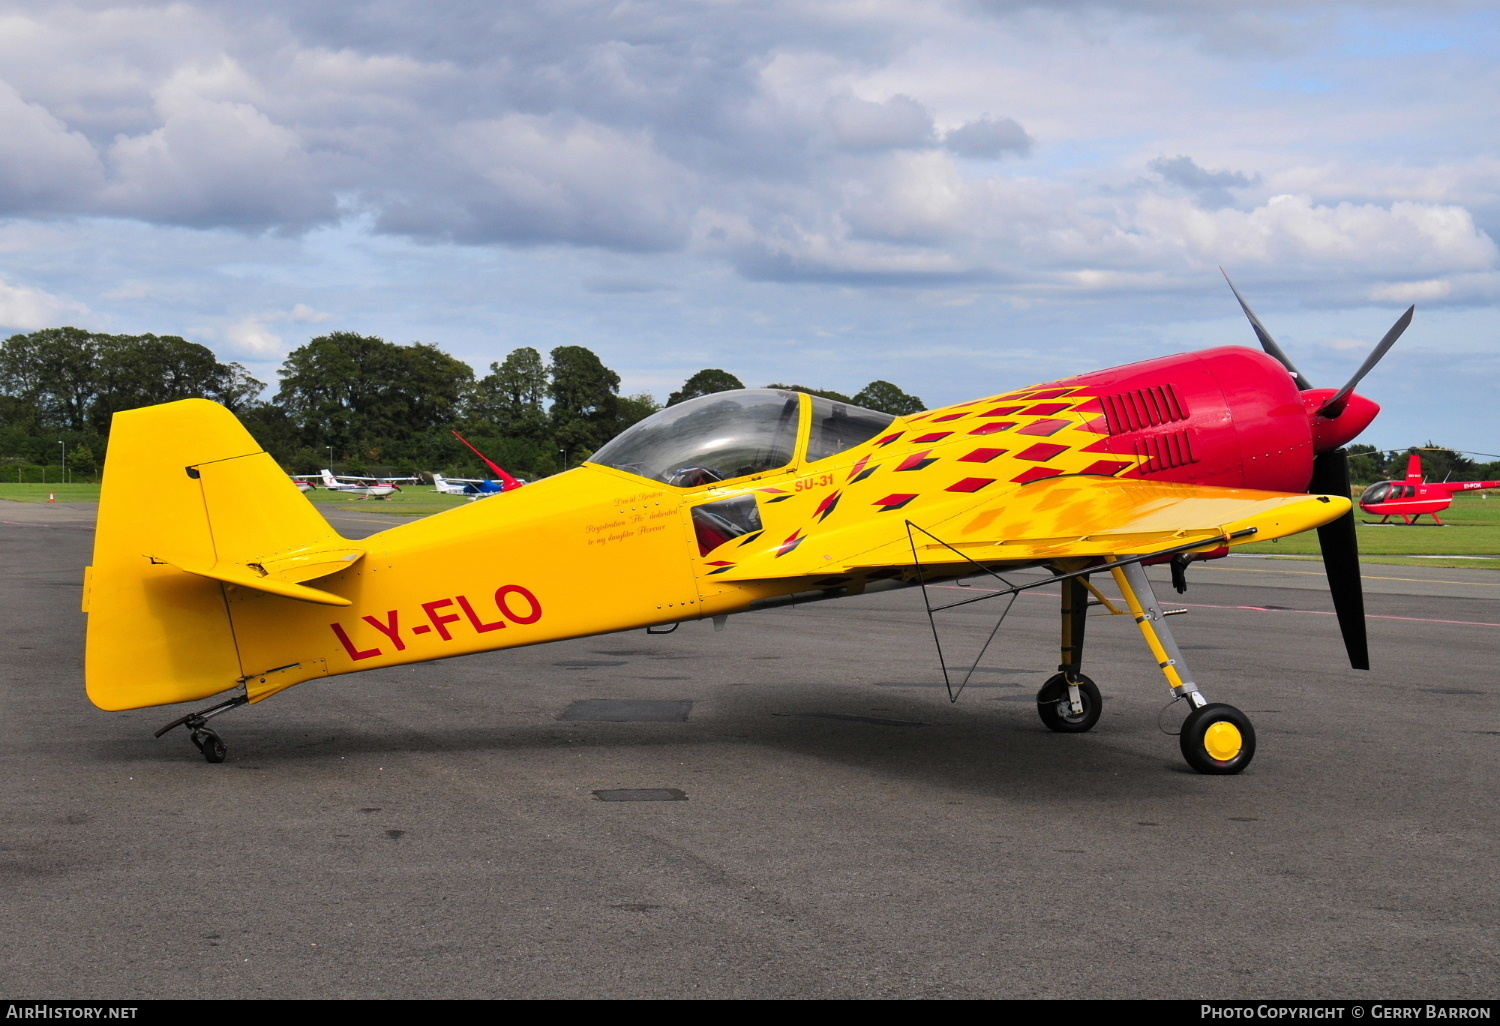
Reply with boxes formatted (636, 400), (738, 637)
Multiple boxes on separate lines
(2, 0), (1497, 451)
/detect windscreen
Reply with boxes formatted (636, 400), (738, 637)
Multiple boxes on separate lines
(804, 395), (896, 463)
(590, 389), (802, 487)
(1363, 482), (1392, 503)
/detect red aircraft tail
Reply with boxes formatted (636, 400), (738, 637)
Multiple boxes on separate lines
(451, 431), (525, 491)
(1404, 452), (1424, 483)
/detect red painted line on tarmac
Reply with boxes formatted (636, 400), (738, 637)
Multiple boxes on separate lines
(932, 585), (1500, 628)
(1170, 602), (1500, 629)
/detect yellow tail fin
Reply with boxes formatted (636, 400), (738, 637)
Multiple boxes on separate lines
(85, 399), (357, 710)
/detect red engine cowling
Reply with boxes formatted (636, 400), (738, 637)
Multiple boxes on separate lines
(1055, 347), (1374, 493)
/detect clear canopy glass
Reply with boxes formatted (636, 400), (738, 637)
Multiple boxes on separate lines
(805, 395), (895, 463)
(591, 390), (802, 487)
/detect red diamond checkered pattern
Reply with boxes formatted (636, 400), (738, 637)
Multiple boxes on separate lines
(1016, 418), (1069, 437)
(1016, 442), (1069, 462)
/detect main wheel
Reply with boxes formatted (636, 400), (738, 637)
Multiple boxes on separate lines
(1179, 703), (1255, 774)
(1036, 673), (1102, 733)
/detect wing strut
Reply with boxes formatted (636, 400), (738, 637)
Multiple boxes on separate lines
(905, 521), (1257, 703)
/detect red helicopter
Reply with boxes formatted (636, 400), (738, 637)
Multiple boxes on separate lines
(1360, 452), (1500, 525)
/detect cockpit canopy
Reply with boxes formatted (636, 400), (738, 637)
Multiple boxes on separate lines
(1361, 481), (1413, 504)
(590, 389), (896, 487)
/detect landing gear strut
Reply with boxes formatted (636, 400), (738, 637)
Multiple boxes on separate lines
(1036, 576), (1103, 733)
(906, 521), (1257, 774)
(154, 695), (247, 763)
(1110, 560), (1256, 774)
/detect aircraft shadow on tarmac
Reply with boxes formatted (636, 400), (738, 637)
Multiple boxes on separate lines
(91, 683), (1190, 802)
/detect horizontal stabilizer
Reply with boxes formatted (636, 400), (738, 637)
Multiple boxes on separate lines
(154, 554), (355, 606)
(254, 546), (366, 584)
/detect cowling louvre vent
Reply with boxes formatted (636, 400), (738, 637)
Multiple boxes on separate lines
(1101, 385), (1188, 434)
(1134, 430), (1196, 473)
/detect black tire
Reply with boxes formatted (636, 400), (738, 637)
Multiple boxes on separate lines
(1036, 673), (1102, 733)
(1179, 703), (1255, 774)
(196, 730), (227, 764)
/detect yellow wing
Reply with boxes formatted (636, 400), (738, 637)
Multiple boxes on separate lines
(711, 475), (1348, 581)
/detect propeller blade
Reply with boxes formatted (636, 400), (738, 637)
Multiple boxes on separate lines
(1317, 305), (1414, 418)
(1310, 448), (1369, 670)
(1221, 267), (1313, 390)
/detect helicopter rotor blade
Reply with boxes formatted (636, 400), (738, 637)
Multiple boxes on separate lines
(1310, 448), (1369, 670)
(1221, 267), (1313, 390)
(1317, 305), (1414, 418)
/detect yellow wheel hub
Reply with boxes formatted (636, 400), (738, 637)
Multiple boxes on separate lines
(1203, 721), (1243, 762)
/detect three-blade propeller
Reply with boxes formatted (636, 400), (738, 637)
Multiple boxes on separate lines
(1221, 269), (1413, 671)
(1315, 305), (1413, 419)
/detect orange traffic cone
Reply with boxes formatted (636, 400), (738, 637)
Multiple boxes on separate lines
(48, 492), (55, 502)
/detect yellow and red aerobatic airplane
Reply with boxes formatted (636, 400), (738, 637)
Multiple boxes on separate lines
(83, 279), (1413, 774)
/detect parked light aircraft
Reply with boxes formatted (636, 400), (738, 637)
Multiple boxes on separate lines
(1360, 452), (1500, 525)
(431, 432), (527, 499)
(430, 473), (497, 498)
(294, 469), (419, 499)
(83, 276), (1411, 775)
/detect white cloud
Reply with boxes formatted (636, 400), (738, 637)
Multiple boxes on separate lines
(100, 62), (334, 227)
(1130, 194), (1498, 273)
(1369, 279), (1454, 302)
(224, 316), (284, 357)
(376, 113), (697, 250)
(0, 79), (104, 212)
(943, 115), (1031, 159)
(824, 94), (935, 151)
(0, 0), (1495, 455)
(290, 303), (331, 323)
(0, 0), (1488, 302)
(0, 278), (88, 331)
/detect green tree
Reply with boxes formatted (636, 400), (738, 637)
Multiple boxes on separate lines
(853, 380), (925, 416)
(667, 368), (743, 406)
(548, 345), (621, 461)
(89, 334), (264, 431)
(241, 404), (302, 466)
(471, 347), (549, 440)
(216, 362), (267, 413)
(0, 327), (264, 434)
(1408, 444), (1477, 484)
(69, 442), (97, 475)
(763, 383), (853, 403)
(0, 327), (107, 430)
(1346, 444), (1385, 485)
(276, 332), (473, 455)
(610, 392), (662, 440)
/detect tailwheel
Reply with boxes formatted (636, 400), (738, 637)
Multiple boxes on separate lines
(1036, 672), (1102, 733)
(1179, 703), (1255, 774)
(191, 728), (227, 764)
